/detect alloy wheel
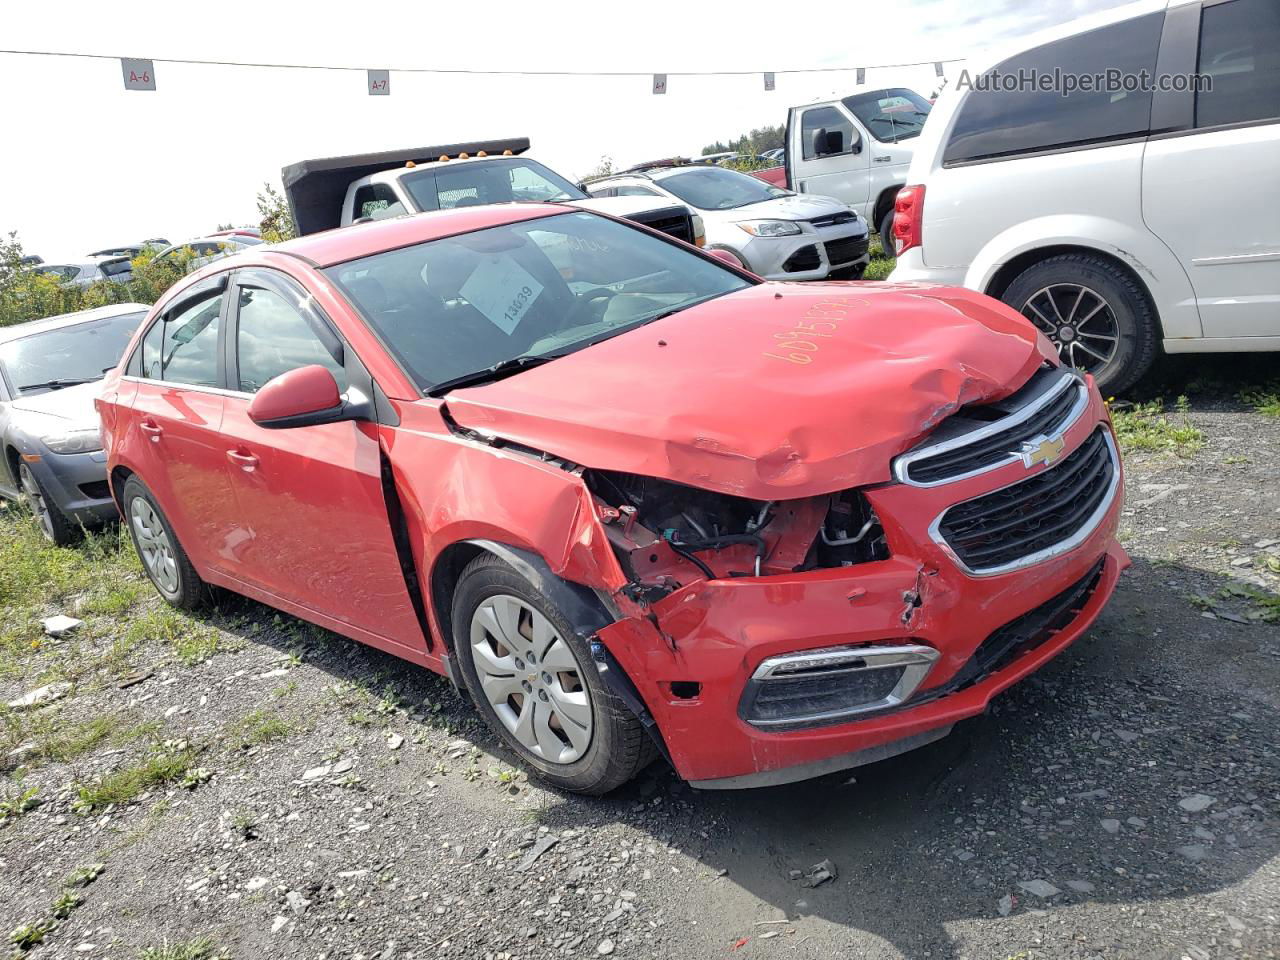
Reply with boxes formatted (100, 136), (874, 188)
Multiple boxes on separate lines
(1020, 283), (1119, 377)
(18, 463), (54, 541)
(130, 497), (180, 595)
(469, 594), (594, 764)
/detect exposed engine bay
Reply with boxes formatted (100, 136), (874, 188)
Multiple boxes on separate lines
(584, 470), (889, 601)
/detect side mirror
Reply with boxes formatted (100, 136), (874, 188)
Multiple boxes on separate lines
(850, 131), (863, 155)
(248, 365), (345, 429)
(810, 127), (828, 158)
(707, 248), (745, 269)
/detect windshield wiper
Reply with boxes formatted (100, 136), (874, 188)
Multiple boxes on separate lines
(426, 354), (562, 397)
(17, 376), (101, 392)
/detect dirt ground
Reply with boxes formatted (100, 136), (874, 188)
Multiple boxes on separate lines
(1, 356), (1277, 960)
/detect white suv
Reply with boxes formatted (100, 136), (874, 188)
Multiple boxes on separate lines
(890, 0), (1279, 394)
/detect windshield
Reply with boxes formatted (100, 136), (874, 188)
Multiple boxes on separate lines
(654, 166), (789, 211)
(0, 311), (146, 395)
(402, 158), (587, 211)
(326, 211), (751, 391)
(841, 88), (933, 143)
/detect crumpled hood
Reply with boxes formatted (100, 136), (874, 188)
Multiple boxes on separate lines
(445, 283), (1056, 500)
(9, 381), (101, 425)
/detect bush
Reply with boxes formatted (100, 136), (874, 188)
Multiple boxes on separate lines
(0, 233), (200, 329)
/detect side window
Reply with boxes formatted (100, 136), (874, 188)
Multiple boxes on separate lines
(943, 12), (1163, 164)
(615, 184), (661, 197)
(1195, 0), (1280, 128)
(235, 286), (348, 394)
(353, 183), (405, 220)
(801, 105), (856, 159)
(152, 293), (223, 387)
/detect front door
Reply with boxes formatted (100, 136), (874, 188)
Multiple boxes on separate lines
(215, 269), (424, 650)
(124, 279), (240, 576)
(1142, 0), (1280, 339)
(791, 103), (872, 215)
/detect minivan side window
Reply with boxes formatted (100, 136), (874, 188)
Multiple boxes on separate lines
(942, 12), (1164, 165)
(235, 286), (348, 393)
(141, 293), (224, 386)
(1195, 0), (1280, 129)
(801, 105), (856, 159)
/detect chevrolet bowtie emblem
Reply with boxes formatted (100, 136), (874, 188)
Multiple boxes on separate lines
(1019, 435), (1066, 469)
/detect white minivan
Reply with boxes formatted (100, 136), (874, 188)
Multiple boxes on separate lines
(890, 0), (1279, 394)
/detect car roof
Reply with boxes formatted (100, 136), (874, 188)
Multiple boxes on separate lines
(272, 203), (571, 268)
(0, 303), (150, 345)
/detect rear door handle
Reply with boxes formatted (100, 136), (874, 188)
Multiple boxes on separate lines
(226, 449), (259, 471)
(139, 419), (163, 442)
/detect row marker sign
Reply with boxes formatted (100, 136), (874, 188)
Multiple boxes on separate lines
(121, 58), (156, 91)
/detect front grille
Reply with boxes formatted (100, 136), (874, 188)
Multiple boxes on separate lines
(627, 209), (694, 244)
(936, 428), (1116, 573)
(782, 245), (821, 272)
(901, 367), (1086, 485)
(809, 211), (856, 228)
(78, 481), (111, 500)
(822, 235), (869, 267)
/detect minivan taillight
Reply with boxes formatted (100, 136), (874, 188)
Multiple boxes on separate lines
(892, 184), (925, 257)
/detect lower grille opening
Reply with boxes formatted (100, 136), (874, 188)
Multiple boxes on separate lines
(822, 235), (869, 266)
(951, 557), (1106, 691)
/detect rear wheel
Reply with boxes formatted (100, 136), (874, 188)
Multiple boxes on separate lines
(18, 462), (80, 546)
(1001, 253), (1158, 397)
(878, 213), (895, 257)
(452, 553), (655, 795)
(121, 475), (206, 610)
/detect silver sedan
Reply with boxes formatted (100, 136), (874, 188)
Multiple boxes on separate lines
(0, 303), (149, 544)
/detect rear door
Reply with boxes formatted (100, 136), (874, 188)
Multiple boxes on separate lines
(1142, 0), (1280, 338)
(215, 268), (425, 650)
(123, 277), (240, 574)
(789, 102), (872, 214)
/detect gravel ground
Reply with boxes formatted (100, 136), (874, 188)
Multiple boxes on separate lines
(1, 361), (1277, 960)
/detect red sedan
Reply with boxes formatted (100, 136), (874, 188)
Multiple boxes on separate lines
(97, 204), (1126, 793)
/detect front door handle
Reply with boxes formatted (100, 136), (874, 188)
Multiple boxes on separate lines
(139, 419), (163, 442)
(226, 449), (259, 471)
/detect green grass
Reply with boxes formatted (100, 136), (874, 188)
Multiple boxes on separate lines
(0, 783), (40, 822)
(137, 936), (226, 960)
(862, 233), (896, 281)
(1240, 383), (1280, 418)
(123, 605), (224, 667)
(73, 745), (199, 813)
(1108, 397), (1204, 454)
(227, 708), (295, 750)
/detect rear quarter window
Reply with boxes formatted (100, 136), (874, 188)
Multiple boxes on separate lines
(943, 12), (1164, 165)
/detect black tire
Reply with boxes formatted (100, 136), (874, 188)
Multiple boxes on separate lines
(120, 475), (206, 610)
(878, 212), (895, 257)
(17, 461), (81, 546)
(451, 553), (655, 795)
(1001, 253), (1159, 398)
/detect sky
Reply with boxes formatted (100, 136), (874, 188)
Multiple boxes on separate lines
(2, 0), (1129, 262)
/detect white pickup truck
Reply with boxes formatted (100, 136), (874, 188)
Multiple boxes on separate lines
(753, 88), (933, 251)
(283, 139), (701, 246)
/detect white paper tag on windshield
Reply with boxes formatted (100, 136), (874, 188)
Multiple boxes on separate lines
(459, 257), (545, 336)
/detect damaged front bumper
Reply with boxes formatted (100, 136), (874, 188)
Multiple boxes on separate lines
(593, 388), (1128, 788)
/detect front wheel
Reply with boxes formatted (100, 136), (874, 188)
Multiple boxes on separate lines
(18, 462), (80, 546)
(1001, 253), (1158, 397)
(452, 553), (655, 795)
